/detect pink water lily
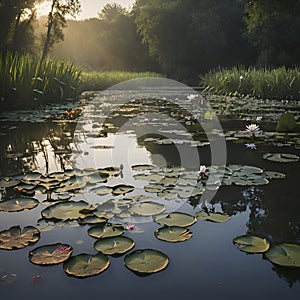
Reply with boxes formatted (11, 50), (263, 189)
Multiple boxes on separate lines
(126, 224), (136, 231)
(246, 124), (260, 133)
(57, 246), (72, 253)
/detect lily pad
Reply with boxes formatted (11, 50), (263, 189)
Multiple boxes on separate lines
(94, 236), (135, 255)
(264, 243), (300, 268)
(41, 200), (91, 221)
(112, 184), (134, 195)
(154, 226), (192, 242)
(29, 243), (73, 265)
(155, 212), (197, 227)
(233, 235), (270, 253)
(0, 197), (39, 212)
(0, 226), (40, 250)
(195, 211), (231, 223)
(124, 249), (169, 274)
(0, 178), (19, 188)
(130, 202), (166, 216)
(63, 253), (110, 278)
(90, 186), (113, 195)
(1, 274), (17, 285)
(88, 223), (124, 239)
(131, 164), (156, 171)
(262, 153), (299, 163)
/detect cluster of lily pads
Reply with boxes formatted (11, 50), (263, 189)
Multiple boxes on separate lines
(233, 235), (300, 268)
(1, 158), (299, 278)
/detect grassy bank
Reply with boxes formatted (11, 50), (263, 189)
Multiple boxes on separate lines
(0, 52), (81, 109)
(78, 71), (164, 92)
(201, 66), (300, 100)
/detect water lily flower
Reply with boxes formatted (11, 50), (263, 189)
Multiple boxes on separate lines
(199, 165), (208, 176)
(32, 275), (44, 284)
(256, 116), (262, 122)
(57, 246), (71, 253)
(246, 124), (260, 133)
(245, 143), (257, 150)
(126, 224), (136, 231)
(187, 94), (198, 101)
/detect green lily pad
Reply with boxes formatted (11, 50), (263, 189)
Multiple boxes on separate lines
(63, 253), (110, 278)
(130, 202), (166, 216)
(0, 178), (19, 188)
(155, 212), (197, 227)
(195, 211), (231, 223)
(1, 273), (17, 285)
(154, 226), (192, 242)
(41, 200), (91, 221)
(134, 174), (164, 182)
(124, 249), (169, 274)
(29, 243), (73, 265)
(233, 235), (270, 253)
(112, 184), (134, 195)
(131, 164), (156, 171)
(94, 236), (135, 255)
(90, 186), (113, 195)
(88, 223), (124, 239)
(0, 197), (39, 212)
(264, 243), (300, 268)
(0, 226), (40, 250)
(262, 153), (299, 163)
(264, 171), (286, 179)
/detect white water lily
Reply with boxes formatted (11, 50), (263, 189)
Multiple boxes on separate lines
(246, 124), (260, 133)
(187, 94), (198, 101)
(245, 143), (257, 150)
(199, 165), (208, 175)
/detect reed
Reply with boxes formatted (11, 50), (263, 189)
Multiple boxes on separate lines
(78, 71), (164, 92)
(0, 52), (81, 109)
(200, 66), (300, 100)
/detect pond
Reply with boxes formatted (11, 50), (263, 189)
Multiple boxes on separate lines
(0, 79), (299, 300)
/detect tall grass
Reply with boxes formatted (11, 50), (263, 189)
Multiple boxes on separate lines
(78, 71), (164, 92)
(200, 66), (300, 100)
(0, 52), (81, 109)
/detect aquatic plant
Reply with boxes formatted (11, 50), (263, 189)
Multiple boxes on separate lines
(201, 66), (300, 100)
(0, 52), (81, 109)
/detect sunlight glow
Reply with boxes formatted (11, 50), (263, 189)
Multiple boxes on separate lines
(35, 2), (51, 17)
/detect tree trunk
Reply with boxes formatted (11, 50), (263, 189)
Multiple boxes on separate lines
(11, 11), (22, 51)
(41, 0), (57, 61)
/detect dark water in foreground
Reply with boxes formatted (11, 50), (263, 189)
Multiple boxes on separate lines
(0, 90), (299, 300)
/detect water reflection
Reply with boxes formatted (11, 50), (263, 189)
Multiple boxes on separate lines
(0, 94), (299, 290)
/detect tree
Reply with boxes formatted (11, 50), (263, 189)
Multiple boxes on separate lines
(41, 0), (81, 60)
(0, 0), (38, 53)
(243, 0), (300, 66)
(134, 0), (252, 82)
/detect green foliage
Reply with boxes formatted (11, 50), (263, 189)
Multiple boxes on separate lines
(78, 71), (163, 92)
(134, 0), (253, 81)
(243, 0), (300, 66)
(201, 66), (300, 100)
(41, 0), (81, 59)
(276, 112), (296, 132)
(0, 51), (81, 109)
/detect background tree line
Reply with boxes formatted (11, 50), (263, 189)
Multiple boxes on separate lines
(1, 0), (300, 83)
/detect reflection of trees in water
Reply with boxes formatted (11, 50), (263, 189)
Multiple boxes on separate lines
(198, 183), (300, 286)
(0, 122), (76, 175)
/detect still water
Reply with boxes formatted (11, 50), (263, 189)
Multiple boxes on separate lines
(0, 83), (299, 300)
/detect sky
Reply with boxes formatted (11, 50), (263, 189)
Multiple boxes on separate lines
(36, 0), (136, 20)
(79, 0), (135, 19)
